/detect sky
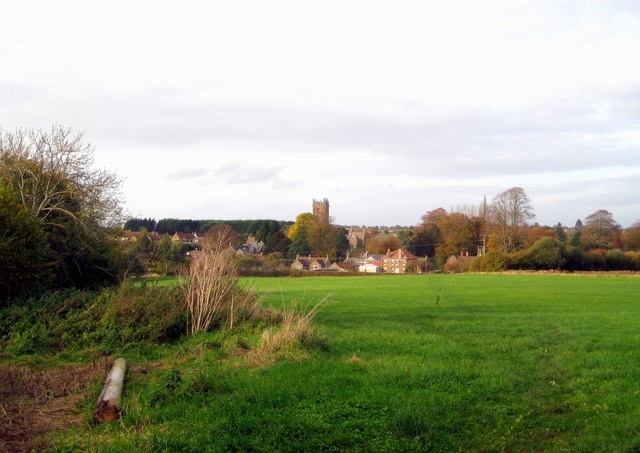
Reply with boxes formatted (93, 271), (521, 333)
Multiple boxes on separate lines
(1, 1), (639, 228)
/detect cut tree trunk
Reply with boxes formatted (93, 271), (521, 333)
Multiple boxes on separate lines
(93, 358), (126, 423)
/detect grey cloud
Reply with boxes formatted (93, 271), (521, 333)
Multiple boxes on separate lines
(167, 168), (210, 180)
(212, 163), (283, 185)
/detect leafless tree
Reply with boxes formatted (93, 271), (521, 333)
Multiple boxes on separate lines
(491, 187), (535, 253)
(583, 209), (622, 249)
(0, 126), (123, 231)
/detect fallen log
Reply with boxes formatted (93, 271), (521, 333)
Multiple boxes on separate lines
(93, 358), (126, 423)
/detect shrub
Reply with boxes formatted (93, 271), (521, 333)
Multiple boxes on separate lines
(1, 285), (187, 355)
(605, 249), (626, 271)
(583, 250), (606, 271)
(624, 251), (640, 270)
(179, 226), (239, 334)
(100, 283), (186, 344)
(508, 237), (566, 270)
(564, 246), (585, 272)
(469, 250), (507, 272)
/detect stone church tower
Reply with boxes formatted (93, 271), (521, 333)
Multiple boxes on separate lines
(312, 198), (330, 224)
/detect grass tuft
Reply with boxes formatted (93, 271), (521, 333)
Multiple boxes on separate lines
(247, 298), (327, 367)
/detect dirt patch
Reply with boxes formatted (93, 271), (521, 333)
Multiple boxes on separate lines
(0, 362), (105, 452)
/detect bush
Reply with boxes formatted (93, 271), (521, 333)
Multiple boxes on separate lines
(583, 250), (607, 271)
(564, 246), (585, 272)
(507, 237), (566, 270)
(100, 283), (186, 345)
(605, 249), (626, 271)
(625, 251), (640, 270)
(0, 285), (187, 355)
(469, 250), (507, 272)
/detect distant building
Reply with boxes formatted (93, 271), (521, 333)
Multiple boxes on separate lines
(347, 226), (367, 249)
(382, 248), (418, 274)
(291, 254), (332, 272)
(312, 198), (330, 224)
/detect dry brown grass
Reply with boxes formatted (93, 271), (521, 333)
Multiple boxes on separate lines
(246, 299), (326, 367)
(179, 226), (239, 334)
(0, 363), (104, 452)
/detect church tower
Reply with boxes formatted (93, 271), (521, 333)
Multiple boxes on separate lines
(312, 198), (330, 224)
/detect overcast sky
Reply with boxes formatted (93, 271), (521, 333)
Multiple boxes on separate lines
(2, 1), (639, 227)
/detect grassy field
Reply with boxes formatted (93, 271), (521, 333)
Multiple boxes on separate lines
(61, 273), (640, 452)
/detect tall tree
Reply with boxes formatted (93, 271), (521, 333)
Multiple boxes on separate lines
(435, 211), (482, 261)
(490, 187), (535, 253)
(309, 222), (337, 257)
(582, 209), (621, 250)
(412, 208), (447, 257)
(0, 126), (124, 291)
(0, 126), (122, 230)
(288, 222), (312, 260)
(622, 221), (640, 251)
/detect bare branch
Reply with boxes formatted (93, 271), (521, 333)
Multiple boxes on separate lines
(0, 126), (123, 232)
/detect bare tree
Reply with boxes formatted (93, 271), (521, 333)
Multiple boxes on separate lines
(490, 187), (535, 253)
(0, 126), (122, 230)
(582, 209), (622, 249)
(180, 225), (239, 335)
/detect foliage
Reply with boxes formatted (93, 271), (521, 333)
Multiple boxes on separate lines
(469, 250), (507, 271)
(506, 237), (566, 270)
(622, 221), (640, 251)
(122, 230), (185, 277)
(0, 285), (186, 355)
(0, 126), (122, 229)
(434, 211), (482, 261)
(366, 233), (400, 255)
(0, 126), (125, 297)
(0, 184), (52, 303)
(123, 217), (157, 231)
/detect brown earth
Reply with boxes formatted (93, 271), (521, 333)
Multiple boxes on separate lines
(0, 362), (106, 453)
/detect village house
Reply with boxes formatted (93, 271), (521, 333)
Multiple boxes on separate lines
(328, 261), (355, 272)
(359, 261), (382, 273)
(120, 230), (166, 243)
(235, 234), (265, 255)
(382, 248), (419, 274)
(358, 252), (384, 273)
(291, 255), (332, 272)
(171, 232), (205, 247)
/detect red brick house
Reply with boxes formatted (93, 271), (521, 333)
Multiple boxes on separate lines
(382, 248), (418, 274)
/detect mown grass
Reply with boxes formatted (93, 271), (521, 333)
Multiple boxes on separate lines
(55, 273), (640, 452)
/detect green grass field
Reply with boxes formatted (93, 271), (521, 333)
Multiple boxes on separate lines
(64, 273), (640, 452)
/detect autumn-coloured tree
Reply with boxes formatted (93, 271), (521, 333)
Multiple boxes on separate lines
(412, 208), (447, 257)
(310, 222), (337, 257)
(366, 233), (401, 255)
(622, 221), (640, 251)
(434, 211), (482, 262)
(525, 224), (556, 248)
